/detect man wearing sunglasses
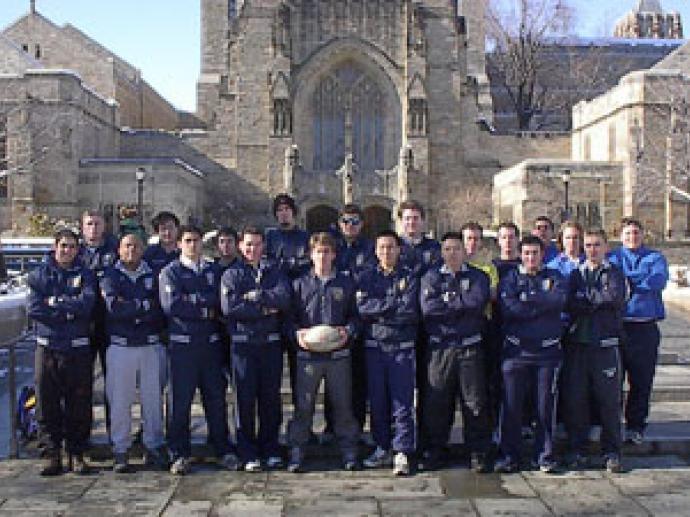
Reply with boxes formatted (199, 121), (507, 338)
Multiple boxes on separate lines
(321, 205), (375, 444)
(532, 216), (559, 264)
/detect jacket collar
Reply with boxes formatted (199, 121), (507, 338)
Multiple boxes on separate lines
(439, 262), (468, 275)
(116, 260), (151, 281)
(518, 264), (543, 276)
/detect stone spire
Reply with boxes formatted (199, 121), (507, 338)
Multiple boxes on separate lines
(30, 0), (36, 13)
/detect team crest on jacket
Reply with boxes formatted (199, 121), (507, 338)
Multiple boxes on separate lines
(331, 287), (344, 301)
(423, 251), (432, 264)
(144, 277), (154, 290)
(72, 275), (82, 289)
(398, 278), (407, 292)
(206, 271), (215, 286)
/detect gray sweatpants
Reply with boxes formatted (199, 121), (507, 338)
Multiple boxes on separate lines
(287, 356), (359, 458)
(106, 344), (165, 454)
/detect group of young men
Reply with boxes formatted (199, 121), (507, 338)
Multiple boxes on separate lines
(27, 194), (668, 478)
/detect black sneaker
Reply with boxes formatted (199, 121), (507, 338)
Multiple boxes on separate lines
(113, 453), (130, 474)
(418, 449), (443, 472)
(40, 453), (62, 477)
(471, 453), (492, 474)
(539, 460), (559, 474)
(144, 447), (170, 470)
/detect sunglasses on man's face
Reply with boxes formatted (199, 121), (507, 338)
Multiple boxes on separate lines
(340, 217), (361, 226)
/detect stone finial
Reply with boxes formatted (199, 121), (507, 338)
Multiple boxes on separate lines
(30, 0), (36, 13)
(283, 144), (300, 195)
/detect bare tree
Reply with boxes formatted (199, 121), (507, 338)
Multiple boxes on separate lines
(486, 0), (574, 131)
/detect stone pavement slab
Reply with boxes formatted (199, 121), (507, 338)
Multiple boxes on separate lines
(473, 498), (552, 516)
(283, 497), (379, 516)
(379, 498), (475, 516)
(213, 496), (283, 517)
(634, 493), (690, 516)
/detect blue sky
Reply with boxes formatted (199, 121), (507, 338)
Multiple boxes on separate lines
(1, 1), (688, 112)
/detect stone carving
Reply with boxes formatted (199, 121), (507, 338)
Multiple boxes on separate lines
(283, 144), (300, 195)
(335, 153), (357, 205)
(398, 145), (413, 203)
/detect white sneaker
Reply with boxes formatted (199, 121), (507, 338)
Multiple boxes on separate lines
(393, 452), (410, 476)
(244, 459), (262, 472)
(170, 457), (190, 475)
(265, 456), (284, 469)
(363, 447), (393, 468)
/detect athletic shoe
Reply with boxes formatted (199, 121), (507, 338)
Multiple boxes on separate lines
(219, 453), (240, 471)
(113, 453), (130, 474)
(265, 456), (284, 469)
(170, 457), (191, 476)
(393, 452), (410, 476)
(244, 459), (262, 472)
(363, 447), (393, 468)
(494, 457), (519, 474)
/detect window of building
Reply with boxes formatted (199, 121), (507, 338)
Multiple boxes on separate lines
(34, 43), (41, 59)
(584, 134), (591, 160)
(21, 43), (28, 53)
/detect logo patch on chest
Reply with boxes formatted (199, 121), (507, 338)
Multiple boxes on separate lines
(72, 275), (82, 289)
(331, 287), (344, 301)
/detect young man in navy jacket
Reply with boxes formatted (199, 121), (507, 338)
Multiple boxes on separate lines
(159, 225), (238, 475)
(221, 226), (292, 472)
(495, 235), (568, 473)
(286, 232), (360, 472)
(101, 233), (168, 473)
(564, 228), (626, 473)
(419, 232), (492, 472)
(28, 229), (96, 476)
(357, 230), (420, 476)
(143, 211), (180, 276)
(608, 218), (668, 444)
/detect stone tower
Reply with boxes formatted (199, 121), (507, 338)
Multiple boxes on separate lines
(614, 0), (683, 39)
(196, 0), (493, 231)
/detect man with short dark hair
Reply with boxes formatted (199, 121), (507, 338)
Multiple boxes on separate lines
(287, 232), (360, 472)
(564, 229), (626, 473)
(357, 230), (419, 476)
(419, 232), (492, 472)
(495, 235), (567, 474)
(493, 222), (521, 280)
(160, 225), (238, 475)
(608, 218), (668, 445)
(28, 229), (97, 476)
(532, 216), (558, 264)
(144, 211), (181, 276)
(221, 226), (291, 472)
(102, 233), (167, 473)
(397, 200), (440, 276)
(214, 226), (239, 273)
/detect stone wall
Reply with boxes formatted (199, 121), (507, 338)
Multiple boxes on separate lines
(0, 70), (119, 233)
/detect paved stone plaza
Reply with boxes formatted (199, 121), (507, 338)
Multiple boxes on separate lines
(2, 454), (690, 515)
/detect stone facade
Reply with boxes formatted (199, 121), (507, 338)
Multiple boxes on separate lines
(192, 0), (535, 232)
(0, 70), (120, 233)
(78, 158), (205, 232)
(1, 9), (179, 130)
(614, 0), (683, 39)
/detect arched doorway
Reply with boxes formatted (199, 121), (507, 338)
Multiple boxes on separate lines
(306, 205), (339, 234)
(363, 205), (392, 240)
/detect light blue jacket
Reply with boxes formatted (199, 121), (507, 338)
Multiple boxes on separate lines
(608, 246), (668, 321)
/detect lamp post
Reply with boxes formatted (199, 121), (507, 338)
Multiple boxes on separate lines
(135, 167), (146, 224)
(562, 168), (571, 221)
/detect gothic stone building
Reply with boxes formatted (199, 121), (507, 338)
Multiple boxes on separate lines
(192, 0), (503, 233)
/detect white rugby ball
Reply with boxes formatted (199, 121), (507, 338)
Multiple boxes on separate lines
(303, 324), (342, 352)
